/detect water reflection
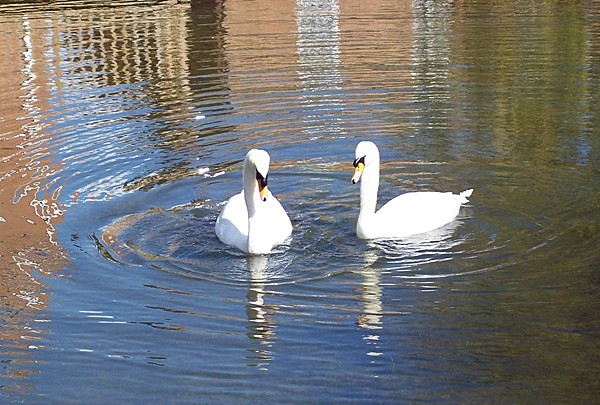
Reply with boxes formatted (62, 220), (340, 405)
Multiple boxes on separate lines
(47, 3), (204, 199)
(245, 255), (276, 369)
(0, 15), (67, 389)
(357, 267), (384, 358)
(295, 0), (345, 139)
(365, 221), (463, 271)
(355, 222), (465, 358)
(0, 2), (200, 396)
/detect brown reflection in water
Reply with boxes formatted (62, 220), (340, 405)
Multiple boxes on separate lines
(0, 16), (67, 385)
(38, 3), (195, 197)
(221, 0), (299, 149)
(339, 0), (414, 87)
(222, 0), (417, 147)
(446, 1), (596, 165)
(0, 2), (198, 391)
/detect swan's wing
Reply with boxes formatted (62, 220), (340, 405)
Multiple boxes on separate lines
(251, 191), (292, 241)
(375, 191), (466, 237)
(215, 191), (249, 251)
(215, 190), (292, 253)
(264, 193), (293, 241)
(244, 192), (292, 254)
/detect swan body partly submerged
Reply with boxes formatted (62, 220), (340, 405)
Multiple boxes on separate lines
(351, 141), (472, 239)
(215, 149), (292, 254)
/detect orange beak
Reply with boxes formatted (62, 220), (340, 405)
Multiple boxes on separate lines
(351, 162), (364, 184)
(258, 183), (269, 202)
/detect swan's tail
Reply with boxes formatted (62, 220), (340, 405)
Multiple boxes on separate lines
(459, 188), (473, 203)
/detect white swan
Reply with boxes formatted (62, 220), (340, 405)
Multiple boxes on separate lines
(351, 141), (473, 239)
(215, 149), (292, 254)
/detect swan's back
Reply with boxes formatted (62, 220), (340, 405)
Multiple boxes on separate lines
(367, 189), (472, 238)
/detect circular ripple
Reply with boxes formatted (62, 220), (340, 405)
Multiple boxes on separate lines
(94, 163), (576, 289)
(97, 183), (364, 286)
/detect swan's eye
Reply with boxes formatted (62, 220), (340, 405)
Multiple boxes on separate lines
(353, 156), (365, 168)
(255, 170), (268, 188)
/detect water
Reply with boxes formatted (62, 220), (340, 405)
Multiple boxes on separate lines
(1, 0), (599, 402)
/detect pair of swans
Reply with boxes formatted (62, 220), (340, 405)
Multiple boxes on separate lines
(215, 141), (473, 254)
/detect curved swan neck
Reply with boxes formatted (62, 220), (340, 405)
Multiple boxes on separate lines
(243, 153), (272, 254)
(243, 159), (259, 218)
(359, 158), (379, 217)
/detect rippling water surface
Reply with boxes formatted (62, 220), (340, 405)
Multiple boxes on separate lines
(1, 0), (599, 402)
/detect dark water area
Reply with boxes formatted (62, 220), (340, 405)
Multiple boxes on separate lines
(0, 0), (599, 403)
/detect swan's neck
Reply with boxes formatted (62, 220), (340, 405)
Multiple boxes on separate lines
(359, 160), (379, 218)
(243, 162), (261, 219)
(243, 163), (266, 253)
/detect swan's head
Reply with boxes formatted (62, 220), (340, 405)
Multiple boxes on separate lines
(245, 149), (270, 202)
(352, 141), (379, 184)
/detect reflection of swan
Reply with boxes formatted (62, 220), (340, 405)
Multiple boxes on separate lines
(356, 224), (465, 357)
(351, 141), (473, 239)
(367, 221), (462, 260)
(357, 267), (384, 358)
(357, 268), (383, 331)
(215, 149), (292, 254)
(245, 255), (274, 370)
(364, 221), (468, 283)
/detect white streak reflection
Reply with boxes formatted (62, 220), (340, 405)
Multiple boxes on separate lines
(357, 221), (467, 357)
(358, 267), (384, 358)
(295, 0), (346, 138)
(245, 255), (275, 370)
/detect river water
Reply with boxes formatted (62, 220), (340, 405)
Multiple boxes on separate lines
(0, 0), (599, 403)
